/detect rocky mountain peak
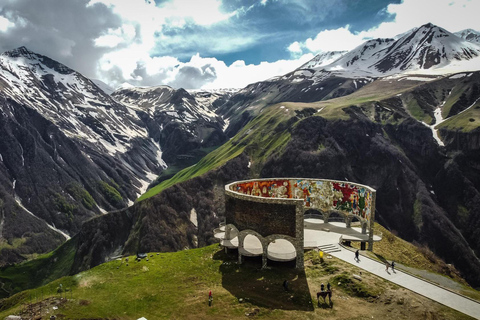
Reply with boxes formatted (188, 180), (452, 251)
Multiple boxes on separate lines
(2, 46), (36, 58)
(296, 23), (480, 79)
(455, 28), (480, 43)
(1, 46), (75, 75)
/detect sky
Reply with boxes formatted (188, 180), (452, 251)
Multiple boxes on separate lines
(0, 0), (479, 90)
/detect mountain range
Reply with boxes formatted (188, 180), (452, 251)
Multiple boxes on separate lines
(1, 23), (480, 292)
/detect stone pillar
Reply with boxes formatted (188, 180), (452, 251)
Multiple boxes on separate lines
(367, 192), (377, 251)
(323, 212), (329, 223)
(346, 216), (351, 228)
(225, 225), (231, 239)
(238, 234), (245, 264)
(262, 240), (268, 269)
(295, 244), (304, 269)
(361, 222), (367, 234)
(295, 204), (305, 269)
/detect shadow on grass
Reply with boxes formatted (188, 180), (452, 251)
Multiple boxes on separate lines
(374, 253), (388, 264)
(213, 249), (314, 311)
(317, 300), (334, 309)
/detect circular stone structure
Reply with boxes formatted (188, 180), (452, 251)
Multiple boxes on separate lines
(219, 178), (377, 269)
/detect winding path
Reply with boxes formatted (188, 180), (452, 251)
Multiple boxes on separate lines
(329, 246), (480, 319)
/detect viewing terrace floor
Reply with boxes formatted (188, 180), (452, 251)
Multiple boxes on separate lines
(215, 218), (382, 261)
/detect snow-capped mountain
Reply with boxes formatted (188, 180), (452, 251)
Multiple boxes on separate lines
(310, 23), (480, 78)
(112, 85), (227, 123)
(298, 51), (347, 69)
(111, 86), (231, 164)
(455, 28), (480, 44)
(0, 47), (152, 156)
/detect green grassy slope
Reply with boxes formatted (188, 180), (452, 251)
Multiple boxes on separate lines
(438, 99), (480, 132)
(0, 237), (77, 299)
(138, 106), (296, 201)
(0, 233), (475, 320)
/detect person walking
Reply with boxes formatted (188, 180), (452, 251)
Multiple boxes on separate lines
(355, 249), (359, 261)
(391, 261), (395, 272)
(327, 282), (331, 291)
(385, 262), (390, 272)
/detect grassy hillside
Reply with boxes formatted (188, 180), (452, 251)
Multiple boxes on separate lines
(138, 105), (297, 201)
(437, 100), (480, 132)
(0, 237), (77, 299)
(0, 236), (475, 320)
(137, 80), (417, 202)
(138, 74), (480, 202)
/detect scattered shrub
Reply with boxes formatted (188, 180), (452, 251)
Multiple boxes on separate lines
(98, 181), (123, 208)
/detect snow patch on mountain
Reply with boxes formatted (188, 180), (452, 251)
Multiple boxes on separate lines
(298, 51), (347, 69)
(92, 79), (114, 95)
(190, 208), (198, 228)
(15, 195), (71, 240)
(0, 47), (149, 157)
(455, 29), (480, 44)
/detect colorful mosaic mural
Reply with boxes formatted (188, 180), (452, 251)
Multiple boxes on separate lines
(230, 179), (374, 221)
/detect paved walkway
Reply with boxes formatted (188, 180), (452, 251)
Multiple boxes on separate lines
(328, 246), (480, 319)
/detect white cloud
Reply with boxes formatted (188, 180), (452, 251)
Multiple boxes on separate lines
(304, 26), (365, 52)
(94, 25), (136, 48)
(202, 53), (314, 89)
(97, 48), (314, 89)
(287, 41), (302, 55)
(289, 0), (480, 55)
(0, 16), (13, 32)
(376, 0), (480, 35)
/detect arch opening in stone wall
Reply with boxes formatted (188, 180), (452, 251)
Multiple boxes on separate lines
(304, 208), (326, 221)
(238, 231), (264, 257)
(326, 210), (347, 225)
(267, 238), (297, 262)
(219, 224), (240, 249)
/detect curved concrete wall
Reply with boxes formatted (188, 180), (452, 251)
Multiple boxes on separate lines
(224, 178), (377, 267)
(226, 178), (376, 222)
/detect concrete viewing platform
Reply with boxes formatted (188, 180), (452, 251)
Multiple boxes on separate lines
(304, 219), (382, 249)
(215, 217), (381, 262)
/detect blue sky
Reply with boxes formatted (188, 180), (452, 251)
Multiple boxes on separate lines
(0, 0), (479, 89)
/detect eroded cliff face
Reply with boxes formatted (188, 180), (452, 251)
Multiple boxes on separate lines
(260, 116), (480, 287)
(0, 97), (138, 265)
(440, 127), (480, 151)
